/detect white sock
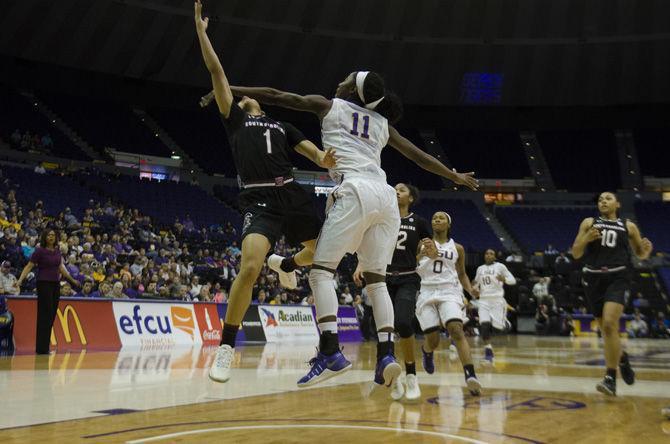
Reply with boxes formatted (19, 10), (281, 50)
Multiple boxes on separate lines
(366, 282), (395, 331)
(378, 331), (394, 342)
(485, 344), (493, 349)
(318, 321), (337, 334)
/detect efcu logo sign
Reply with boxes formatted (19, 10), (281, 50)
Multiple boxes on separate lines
(50, 305), (87, 345)
(171, 306), (196, 339)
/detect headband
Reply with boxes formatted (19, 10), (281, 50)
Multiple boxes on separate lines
(355, 71), (385, 110)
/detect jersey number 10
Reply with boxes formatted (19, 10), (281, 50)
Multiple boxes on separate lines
(350, 113), (370, 139)
(601, 229), (617, 248)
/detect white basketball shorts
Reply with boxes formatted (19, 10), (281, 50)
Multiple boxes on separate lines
(313, 175), (400, 272)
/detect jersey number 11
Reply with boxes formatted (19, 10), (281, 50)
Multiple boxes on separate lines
(350, 113), (370, 139)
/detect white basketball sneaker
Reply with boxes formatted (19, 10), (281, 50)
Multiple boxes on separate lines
(209, 344), (234, 383)
(267, 254), (297, 290)
(391, 374), (405, 401)
(405, 373), (421, 401)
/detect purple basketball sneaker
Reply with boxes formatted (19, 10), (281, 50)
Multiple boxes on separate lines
(297, 350), (352, 388)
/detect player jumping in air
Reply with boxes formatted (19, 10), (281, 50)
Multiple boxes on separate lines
(230, 73), (478, 388)
(194, 0), (338, 384)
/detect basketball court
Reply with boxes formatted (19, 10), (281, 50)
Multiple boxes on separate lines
(2, 336), (669, 443)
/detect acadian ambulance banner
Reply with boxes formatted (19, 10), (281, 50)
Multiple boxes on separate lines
(258, 305), (319, 342)
(112, 301), (203, 347)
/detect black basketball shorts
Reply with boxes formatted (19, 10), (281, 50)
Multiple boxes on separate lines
(238, 182), (322, 247)
(582, 270), (631, 317)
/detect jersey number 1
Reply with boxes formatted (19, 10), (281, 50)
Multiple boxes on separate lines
(263, 129), (272, 154)
(350, 113), (370, 139)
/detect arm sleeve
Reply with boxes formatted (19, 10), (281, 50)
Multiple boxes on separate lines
(220, 103), (247, 133)
(282, 122), (308, 149)
(500, 264), (517, 285)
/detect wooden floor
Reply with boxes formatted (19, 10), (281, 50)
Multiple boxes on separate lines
(2, 336), (670, 443)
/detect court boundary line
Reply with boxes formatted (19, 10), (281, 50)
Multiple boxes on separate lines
(124, 424), (488, 444)
(82, 417), (544, 443)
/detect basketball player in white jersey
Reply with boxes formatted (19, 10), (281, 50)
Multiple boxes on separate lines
(230, 72), (478, 388)
(472, 249), (516, 362)
(417, 212), (482, 396)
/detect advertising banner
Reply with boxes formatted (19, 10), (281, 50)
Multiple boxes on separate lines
(112, 301), (202, 347)
(335, 306), (363, 342)
(6, 297), (120, 351)
(258, 305), (319, 342)
(193, 302), (222, 346)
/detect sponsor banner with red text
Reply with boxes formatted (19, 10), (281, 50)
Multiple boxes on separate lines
(112, 301), (202, 347)
(258, 305), (319, 342)
(6, 296), (120, 352)
(193, 302), (223, 345)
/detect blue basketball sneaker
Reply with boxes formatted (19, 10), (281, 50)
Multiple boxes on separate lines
(374, 354), (402, 387)
(297, 350), (352, 388)
(484, 346), (494, 363)
(422, 346), (435, 374)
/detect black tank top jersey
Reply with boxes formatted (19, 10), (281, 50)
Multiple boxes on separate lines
(221, 104), (307, 183)
(387, 213), (432, 273)
(582, 216), (631, 269)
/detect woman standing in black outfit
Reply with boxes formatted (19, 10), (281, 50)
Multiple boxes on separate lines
(17, 229), (79, 354)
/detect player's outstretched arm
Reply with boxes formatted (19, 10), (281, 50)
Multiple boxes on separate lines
(295, 142), (338, 170)
(194, 1), (234, 117)
(388, 126), (479, 191)
(571, 217), (598, 260)
(626, 221), (653, 260)
(229, 86), (331, 118)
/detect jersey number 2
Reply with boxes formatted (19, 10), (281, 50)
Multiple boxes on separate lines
(263, 129), (272, 154)
(396, 231), (407, 250)
(350, 113), (370, 139)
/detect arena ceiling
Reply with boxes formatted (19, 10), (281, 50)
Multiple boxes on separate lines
(1, 0), (670, 107)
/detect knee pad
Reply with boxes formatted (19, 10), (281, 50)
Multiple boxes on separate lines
(309, 268), (338, 320)
(366, 281), (394, 331)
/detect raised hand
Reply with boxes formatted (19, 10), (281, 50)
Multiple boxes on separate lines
(194, 0), (209, 34)
(452, 168), (479, 191)
(641, 237), (653, 255)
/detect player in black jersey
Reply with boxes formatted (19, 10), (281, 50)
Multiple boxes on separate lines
(572, 191), (653, 396)
(354, 183), (431, 401)
(194, 1), (336, 384)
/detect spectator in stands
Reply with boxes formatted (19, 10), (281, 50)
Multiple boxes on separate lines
(505, 251), (523, 263)
(340, 286), (354, 305)
(544, 244), (559, 256)
(90, 281), (112, 298)
(555, 252), (571, 266)
(627, 313), (649, 338)
(60, 281), (75, 297)
(352, 294), (364, 319)
(199, 284), (212, 302)
(560, 314), (575, 337)
(632, 292), (650, 310)
(533, 277), (550, 300)
(0, 261), (19, 295)
(535, 304), (550, 335)
(130, 255), (146, 276)
(0, 296), (14, 356)
(301, 294), (315, 306)
(34, 164), (46, 175)
(76, 280), (95, 298)
(111, 282), (127, 299)
(253, 289), (267, 305)
(651, 312), (670, 339)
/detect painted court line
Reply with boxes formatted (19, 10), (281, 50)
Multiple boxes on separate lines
(125, 424), (489, 444)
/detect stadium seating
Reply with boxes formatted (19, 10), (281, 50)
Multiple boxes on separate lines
(436, 130), (530, 179)
(38, 92), (170, 158)
(414, 198), (503, 252)
(0, 86), (90, 160)
(495, 206), (593, 253)
(537, 130), (619, 192)
(635, 201), (670, 254)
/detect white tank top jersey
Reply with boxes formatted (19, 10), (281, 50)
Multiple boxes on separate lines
(321, 98), (389, 182)
(474, 262), (516, 299)
(417, 238), (462, 289)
